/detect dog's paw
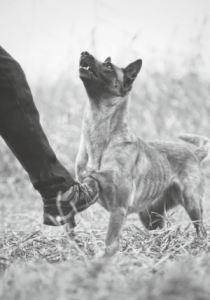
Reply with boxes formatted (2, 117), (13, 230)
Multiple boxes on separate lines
(104, 241), (119, 257)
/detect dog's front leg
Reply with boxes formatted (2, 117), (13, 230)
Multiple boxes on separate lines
(105, 207), (127, 254)
(65, 215), (76, 240)
(75, 135), (89, 181)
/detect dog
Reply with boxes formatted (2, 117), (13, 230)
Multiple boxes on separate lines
(74, 51), (210, 251)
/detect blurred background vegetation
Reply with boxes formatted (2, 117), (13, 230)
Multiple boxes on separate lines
(0, 36), (210, 180)
(0, 0), (210, 198)
(1, 54), (210, 185)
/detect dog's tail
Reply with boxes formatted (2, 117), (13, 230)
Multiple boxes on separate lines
(179, 134), (210, 163)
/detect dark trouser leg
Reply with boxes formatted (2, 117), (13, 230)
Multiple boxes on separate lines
(0, 46), (74, 199)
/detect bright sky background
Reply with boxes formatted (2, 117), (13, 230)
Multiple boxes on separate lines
(0, 0), (210, 83)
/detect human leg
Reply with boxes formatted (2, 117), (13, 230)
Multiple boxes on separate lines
(0, 46), (99, 225)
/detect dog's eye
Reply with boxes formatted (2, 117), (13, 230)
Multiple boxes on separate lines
(105, 63), (112, 69)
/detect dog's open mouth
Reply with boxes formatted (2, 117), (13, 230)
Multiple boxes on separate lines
(79, 61), (98, 79)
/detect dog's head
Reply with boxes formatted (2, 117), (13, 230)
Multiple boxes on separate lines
(79, 51), (142, 101)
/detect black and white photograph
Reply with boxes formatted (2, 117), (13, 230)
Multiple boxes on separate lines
(0, 0), (210, 299)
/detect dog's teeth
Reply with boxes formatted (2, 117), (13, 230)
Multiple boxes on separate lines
(80, 66), (90, 70)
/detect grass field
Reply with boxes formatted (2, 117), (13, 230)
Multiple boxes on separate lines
(0, 57), (210, 299)
(1, 179), (210, 299)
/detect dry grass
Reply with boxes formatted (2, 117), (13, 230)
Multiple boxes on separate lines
(0, 180), (210, 299)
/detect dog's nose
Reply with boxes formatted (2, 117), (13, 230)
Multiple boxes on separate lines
(81, 51), (90, 57)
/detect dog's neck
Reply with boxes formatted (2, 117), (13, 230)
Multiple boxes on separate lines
(81, 94), (132, 167)
(83, 95), (130, 136)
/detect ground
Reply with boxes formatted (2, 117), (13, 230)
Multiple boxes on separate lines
(0, 167), (210, 300)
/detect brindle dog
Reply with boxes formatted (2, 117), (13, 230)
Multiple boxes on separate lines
(73, 51), (210, 251)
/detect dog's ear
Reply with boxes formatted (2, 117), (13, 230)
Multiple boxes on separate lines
(104, 57), (111, 63)
(124, 59), (142, 86)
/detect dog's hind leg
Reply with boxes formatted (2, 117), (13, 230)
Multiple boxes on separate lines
(139, 184), (181, 230)
(105, 207), (127, 254)
(181, 171), (206, 237)
(182, 192), (206, 237)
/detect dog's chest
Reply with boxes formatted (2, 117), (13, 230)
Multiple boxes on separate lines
(84, 126), (113, 170)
